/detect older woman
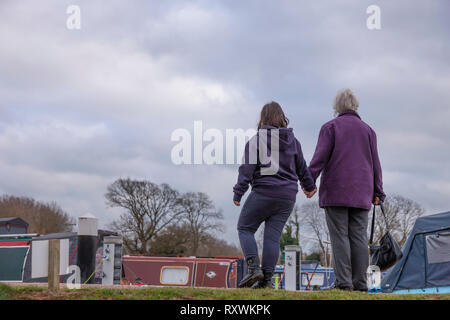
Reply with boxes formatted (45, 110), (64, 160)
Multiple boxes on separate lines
(308, 88), (385, 291)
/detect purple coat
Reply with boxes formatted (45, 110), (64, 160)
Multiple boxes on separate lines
(309, 110), (385, 210)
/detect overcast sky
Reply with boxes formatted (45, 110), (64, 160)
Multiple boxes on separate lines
(0, 0), (449, 246)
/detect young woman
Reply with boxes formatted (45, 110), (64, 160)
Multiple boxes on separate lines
(233, 101), (317, 289)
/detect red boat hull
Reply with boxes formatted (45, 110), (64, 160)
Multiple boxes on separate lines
(122, 256), (239, 288)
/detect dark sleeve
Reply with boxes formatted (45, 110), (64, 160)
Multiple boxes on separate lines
(233, 141), (257, 202)
(370, 130), (386, 201)
(295, 139), (316, 192)
(309, 123), (335, 182)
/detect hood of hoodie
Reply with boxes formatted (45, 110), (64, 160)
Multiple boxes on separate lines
(258, 125), (296, 151)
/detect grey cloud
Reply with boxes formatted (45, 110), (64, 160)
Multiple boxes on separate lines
(0, 0), (449, 244)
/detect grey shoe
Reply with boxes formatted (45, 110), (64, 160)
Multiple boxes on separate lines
(238, 257), (264, 288)
(323, 282), (353, 291)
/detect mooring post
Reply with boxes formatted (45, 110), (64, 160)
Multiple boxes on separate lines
(48, 239), (60, 293)
(284, 245), (302, 291)
(102, 236), (123, 285)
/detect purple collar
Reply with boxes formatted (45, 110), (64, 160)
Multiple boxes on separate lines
(338, 110), (361, 119)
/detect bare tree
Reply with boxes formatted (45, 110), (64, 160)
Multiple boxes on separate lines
(148, 223), (191, 256)
(371, 194), (424, 247)
(0, 195), (74, 234)
(180, 192), (224, 256)
(299, 201), (331, 266)
(34, 201), (75, 234)
(289, 205), (300, 243)
(106, 178), (184, 255)
(279, 206), (300, 262)
(149, 222), (240, 257)
(197, 234), (242, 257)
(299, 195), (424, 264)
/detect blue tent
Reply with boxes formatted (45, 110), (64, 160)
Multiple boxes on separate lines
(381, 211), (450, 293)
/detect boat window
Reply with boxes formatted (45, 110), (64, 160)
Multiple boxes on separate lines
(301, 272), (324, 286)
(160, 266), (189, 285)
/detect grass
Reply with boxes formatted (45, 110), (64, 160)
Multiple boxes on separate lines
(1, 283), (449, 300)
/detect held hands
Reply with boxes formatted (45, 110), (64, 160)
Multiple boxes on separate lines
(302, 187), (317, 199)
(234, 188), (317, 205)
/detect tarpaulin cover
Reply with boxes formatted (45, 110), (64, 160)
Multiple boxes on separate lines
(0, 246), (29, 281)
(381, 211), (450, 292)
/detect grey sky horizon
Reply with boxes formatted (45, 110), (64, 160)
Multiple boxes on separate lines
(0, 0), (449, 247)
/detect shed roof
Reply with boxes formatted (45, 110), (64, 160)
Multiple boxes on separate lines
(0, 217), (29, 227)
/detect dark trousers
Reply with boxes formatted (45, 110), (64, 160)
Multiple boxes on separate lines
(325, 206), (369, 290)
(237, 191), (295, 272)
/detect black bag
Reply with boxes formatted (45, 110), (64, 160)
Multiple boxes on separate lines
(369, 202), (403, 271)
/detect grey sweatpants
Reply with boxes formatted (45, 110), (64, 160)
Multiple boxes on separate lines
(237, 191), (295, 273)
(325, 206), (369, 290)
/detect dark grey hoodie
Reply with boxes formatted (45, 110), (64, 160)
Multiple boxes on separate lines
(233, 125), (315, 202)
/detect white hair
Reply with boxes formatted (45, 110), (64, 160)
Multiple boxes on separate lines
(333, 88), (359, 116)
